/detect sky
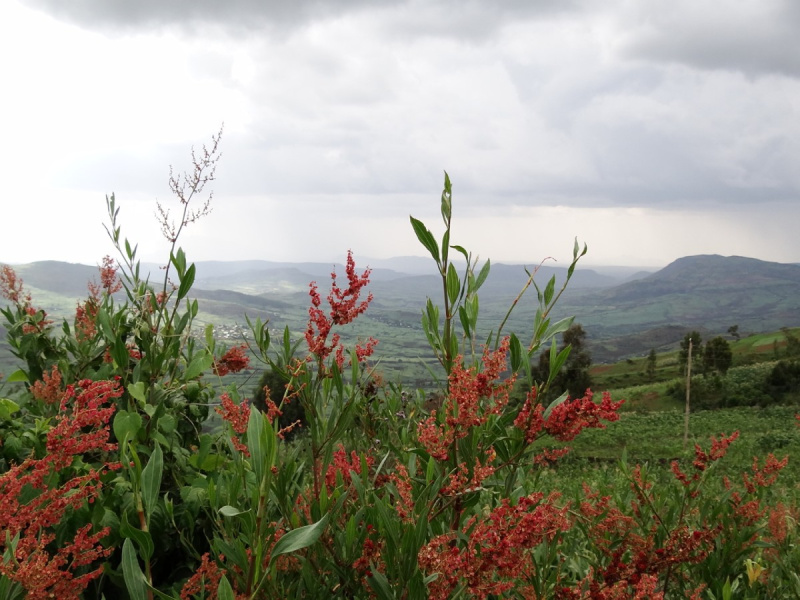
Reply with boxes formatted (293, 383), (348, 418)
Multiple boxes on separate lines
(1, 0), (799, 269)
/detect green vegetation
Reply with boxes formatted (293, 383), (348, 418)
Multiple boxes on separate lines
(2, 137), (800, 598)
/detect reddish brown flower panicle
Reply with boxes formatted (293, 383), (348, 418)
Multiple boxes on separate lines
(213, 344), (250, 377)
(544, 390), (623, 442)
(216, 393), (251, 455)
(0, 264), (29, 304)
(30, 364), (63, 405)
(305, 251), (372, 362)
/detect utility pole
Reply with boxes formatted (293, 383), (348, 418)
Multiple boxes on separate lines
(683, 338), (692, 450)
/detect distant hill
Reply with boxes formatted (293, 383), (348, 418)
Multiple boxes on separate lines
(3, 254), (800, 366)
(564, 255), (800, 342)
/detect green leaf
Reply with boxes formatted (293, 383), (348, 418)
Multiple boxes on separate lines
(157, 414), (177, 434)
(185, 351), (213, 380)
(141, 444), (163, 523)
(121, 512), (154, 561)
(113, 410), (142, 446)
(122, 538), (149, 600)
(474, 259), (491, 292)
(509, 333), (523, 374)
(219, 505), (251, 518)
(247, 408), (267, 482)
(127, 382), (147, 405)
(458, 306), (471, 340)
(177, 263), (195, 301)
(217, 576), (235, 600)
(409, 216), (440, 266)
(446, 263), (460, 306)
(270, 513), (330, 565)
(543, 391), (569, 420)
(171, 248), (187, 278)
(368, 568), (395, 600)
(543, 275), (556, 306)
(6, 369), (28, 383)
(0, 398), (20, 421)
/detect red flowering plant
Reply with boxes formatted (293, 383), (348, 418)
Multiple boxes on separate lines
(0, 378), (120, 599)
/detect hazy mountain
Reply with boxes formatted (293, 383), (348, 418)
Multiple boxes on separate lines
(3, 254), (799, 364)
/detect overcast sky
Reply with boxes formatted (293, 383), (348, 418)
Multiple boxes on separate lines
(2, 0), (798, 269)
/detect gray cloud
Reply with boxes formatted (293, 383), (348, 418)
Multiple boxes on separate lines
(618, 0), (800, 77)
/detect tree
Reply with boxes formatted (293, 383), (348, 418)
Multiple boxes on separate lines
(645, 348), (657, 381)
(703, 336), (733, 376)
(679, 332), (703, 375)
(727, 325), (740, 341)
(253, 368), (306, 440)
(533, 323), (593, 401)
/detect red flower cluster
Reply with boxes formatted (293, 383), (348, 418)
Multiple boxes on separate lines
(672, 432), (739, 488)
(30, 364), (63, 405)
(305, 251), (373, 362)
(0, 379), (120, 599)
(515, 388), (623, 445)
(0, 264), (29, 304)
(418, 492), (569, 599)
(418, 341), (511, 460)
(213, 344), (250, 376)
(216, 393), (251, 455)
(98, 255), (123, 294)
(324, 444), (374, 492)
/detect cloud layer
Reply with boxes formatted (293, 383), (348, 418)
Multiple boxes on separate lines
(4, 0), (799, 265)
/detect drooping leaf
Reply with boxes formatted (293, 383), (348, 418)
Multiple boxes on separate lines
(410, 216), (440, 266)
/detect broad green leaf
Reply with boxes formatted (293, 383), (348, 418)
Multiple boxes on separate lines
(113, 410), (142, 445)
(177, 263), (195, 301)
(270, 513), (330, 565)
(6, 369), (28, 383)
(127, 382), (146, 405)
(141, 444), (163, 523)
(185, 351), (213, 380)
(0, 398), (20, 421)
(157, 414), (177, 434)
(122, 538), (149, 600)
(409, 216), (440, 265)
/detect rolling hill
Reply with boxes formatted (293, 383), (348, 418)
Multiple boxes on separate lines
(3, 254), (799, 369)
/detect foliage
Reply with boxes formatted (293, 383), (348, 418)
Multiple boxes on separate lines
(1, 155), (799, 598)
(703, 336), (733, 376)
(533, 323), (593, 403)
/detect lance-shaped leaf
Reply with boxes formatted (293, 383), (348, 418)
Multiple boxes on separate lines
(269, 513), (330, 566)
(141, 444), (163, 523)
(410, 216), (440, 266)
(122, 538), (149, 600)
